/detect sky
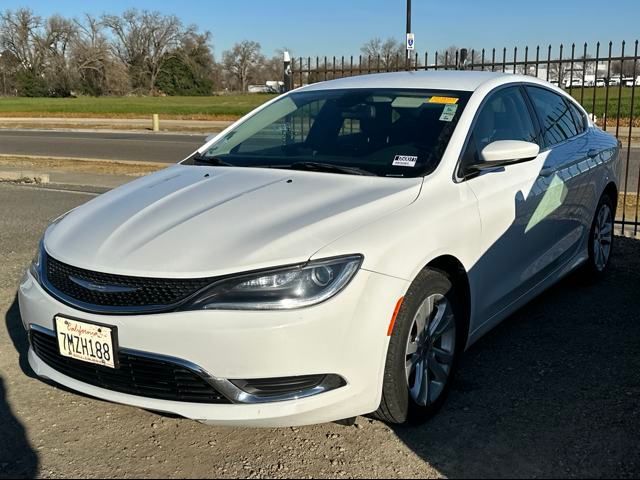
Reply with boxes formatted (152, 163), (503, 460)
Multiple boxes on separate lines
(3, 0), (639, 60)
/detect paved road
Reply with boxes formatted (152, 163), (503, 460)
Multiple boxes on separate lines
(0, 130), (639, 191)
(0, 130), (205, 164)
(1, 182), (638, 478)
(621, 148), (640, 194)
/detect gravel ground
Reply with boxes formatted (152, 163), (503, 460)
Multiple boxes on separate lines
(0, 182), (639, 479)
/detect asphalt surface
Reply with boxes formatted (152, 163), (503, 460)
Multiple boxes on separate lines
(0, 130), (205, 164)
(0, 130), (639, 192)
(0, 129), (638, 192)
(0, 181), (639, 478)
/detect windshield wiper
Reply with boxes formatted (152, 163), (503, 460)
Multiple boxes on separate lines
(191, 153), (235, 167)
(285, 162), (376, 176)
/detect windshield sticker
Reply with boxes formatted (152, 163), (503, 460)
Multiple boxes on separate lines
(429, 96), (459, 104)
(392, 155), (418, 167)
(439, 104), (458, 122)
(429, 96), (458, 105)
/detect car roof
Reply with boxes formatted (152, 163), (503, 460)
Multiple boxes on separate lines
(297, 70), (526, 93)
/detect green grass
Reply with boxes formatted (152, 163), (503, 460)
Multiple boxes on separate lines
(0, 94), (277, 120)
(0, 87), (637, 123)
(568, 87), (639, 120)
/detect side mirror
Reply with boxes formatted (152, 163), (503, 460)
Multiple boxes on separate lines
(474, 140), (540, 171)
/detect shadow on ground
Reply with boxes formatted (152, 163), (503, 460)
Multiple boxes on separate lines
(5, 298), (35, 380)
(1, 298), (38, 479)
(393, 236), (640, 478)
(0, 377), (39, 479)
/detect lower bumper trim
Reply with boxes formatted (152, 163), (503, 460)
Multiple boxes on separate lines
(29, 324), (346, 405)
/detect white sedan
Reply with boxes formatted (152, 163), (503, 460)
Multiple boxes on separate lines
(19, 71), (620, 427)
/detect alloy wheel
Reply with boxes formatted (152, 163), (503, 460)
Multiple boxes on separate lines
(404, 293), (456, 407)
(593, 203), (613, 272)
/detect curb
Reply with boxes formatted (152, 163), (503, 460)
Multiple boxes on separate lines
(0, 127), (210, 137)
(0, 170), (49, 184)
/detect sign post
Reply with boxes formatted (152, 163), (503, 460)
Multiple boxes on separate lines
(405, 0), (412, 61)
(406, 33), (415, 53)
(283, 51), (292, 92)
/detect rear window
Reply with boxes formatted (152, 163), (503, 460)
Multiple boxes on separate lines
(191, 88), (471, 177)
(526, 86), (580, 146)
(567, 100), (587, 134)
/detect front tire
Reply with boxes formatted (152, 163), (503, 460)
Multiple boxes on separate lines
(374, 268), (465, 425)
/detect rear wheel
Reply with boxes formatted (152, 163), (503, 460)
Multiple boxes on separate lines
(374, 268), (465, 425)
(582, 193), (615, 279)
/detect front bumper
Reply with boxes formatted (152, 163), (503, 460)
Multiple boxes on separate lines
(19, 269), (408, 427)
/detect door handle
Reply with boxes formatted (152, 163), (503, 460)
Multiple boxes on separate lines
(587, 149), (599, 158)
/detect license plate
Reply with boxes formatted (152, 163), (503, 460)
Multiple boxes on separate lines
(55, 316), (118, 369)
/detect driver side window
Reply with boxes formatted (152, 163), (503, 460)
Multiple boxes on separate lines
(461, 87), (539, 171)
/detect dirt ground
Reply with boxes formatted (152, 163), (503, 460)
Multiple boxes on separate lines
(0, 182), (639, 479)
(0, 156), (165, 177)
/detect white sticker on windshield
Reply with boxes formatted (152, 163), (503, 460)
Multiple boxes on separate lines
(439, 104), (458, 122)
(393, 155), (418, 167)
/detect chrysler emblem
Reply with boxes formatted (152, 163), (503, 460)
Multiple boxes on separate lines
(68, 275), (139, 294)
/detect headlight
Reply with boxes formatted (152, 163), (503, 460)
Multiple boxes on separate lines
(184, 255), (363, 310)
(30, 210), (74, 282)
(29, 241), (43, 284)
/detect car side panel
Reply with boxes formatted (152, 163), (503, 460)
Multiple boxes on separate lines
(311, 177), (485, 338)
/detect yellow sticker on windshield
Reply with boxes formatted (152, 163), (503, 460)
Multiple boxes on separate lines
(428, 96), (459, 104)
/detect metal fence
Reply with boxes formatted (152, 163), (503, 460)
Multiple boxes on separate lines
(291, 41), (640, 235)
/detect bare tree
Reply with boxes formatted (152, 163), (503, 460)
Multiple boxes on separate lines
(43, 14), (77, 95)
(71, 14), (129, 95)
(222, 40), (264, 91)
(360, 37), (405, 70)
(0, 8), (46, 74)
(611, 58), (637, 77)
(0, 8), (79, 95)
(102, 9), (188, 93)
(549, 60), (570, 84)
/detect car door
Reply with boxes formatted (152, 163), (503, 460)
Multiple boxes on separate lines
(524, 86), (593, 257)
(459, 85), (572, 323)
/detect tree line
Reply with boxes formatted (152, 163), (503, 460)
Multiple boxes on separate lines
(0, 8), (284, 97)
(2, 9), (635, 98)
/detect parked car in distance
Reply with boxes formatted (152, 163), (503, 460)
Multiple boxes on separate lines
(609, 75), (622, 86)
(248, 81), (285, 94)
(563, 78), (583, 88)
(625, 76), (640, 87)
(20, 71), (620, 427)
(596, 78), (606, 87)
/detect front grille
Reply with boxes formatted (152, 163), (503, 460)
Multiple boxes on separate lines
(30, 329), (230, 404)
(44, 253), (213, 313)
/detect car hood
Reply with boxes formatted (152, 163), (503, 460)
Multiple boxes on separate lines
(45, 165), (422, 277)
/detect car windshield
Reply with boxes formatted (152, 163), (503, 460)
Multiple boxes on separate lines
(187, 88), (471, 177)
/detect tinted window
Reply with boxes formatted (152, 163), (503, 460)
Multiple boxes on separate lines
(567, 100), (586, 134)
(526, 86), (579, 145)
(190, 89), (471, 178)
(460, 87), (537, 172)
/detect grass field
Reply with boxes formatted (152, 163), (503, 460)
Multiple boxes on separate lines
(0, 87), (637, 122)
(0, 94), (277, 120)
(568, 87), (639, 121)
